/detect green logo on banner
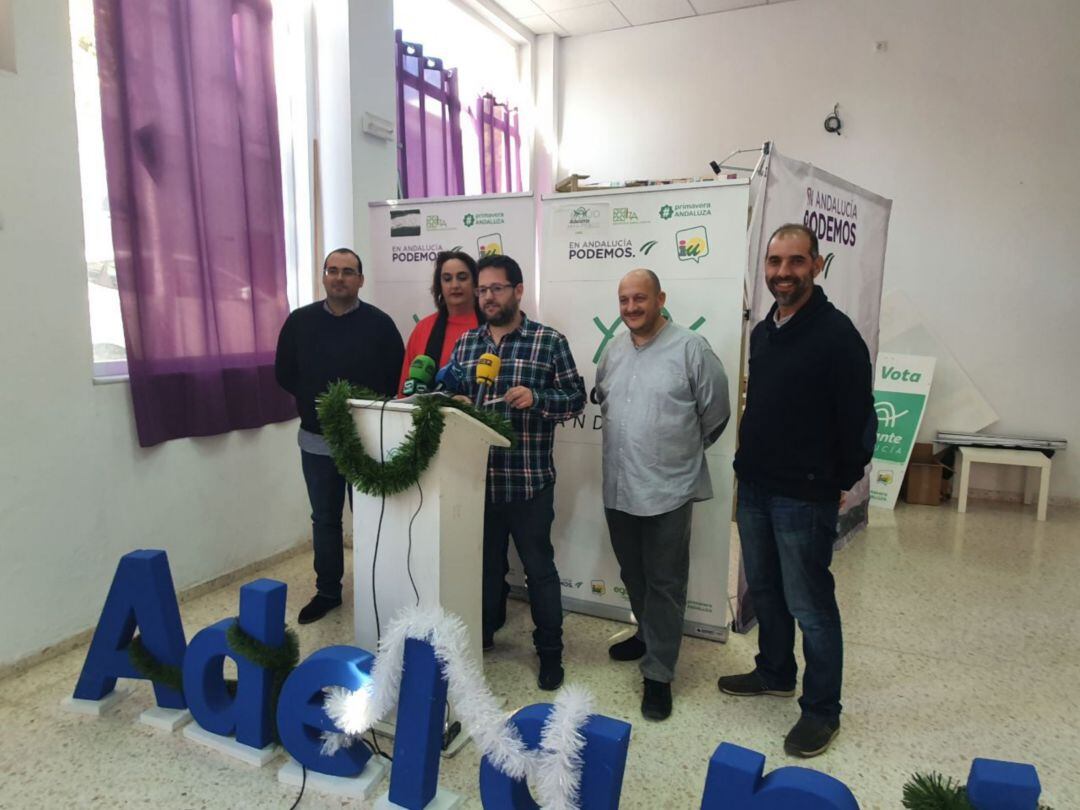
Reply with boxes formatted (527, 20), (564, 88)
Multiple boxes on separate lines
(872, 391), (926, 461)
(676, 226), (709, 262)
(659, 204), (674, 220)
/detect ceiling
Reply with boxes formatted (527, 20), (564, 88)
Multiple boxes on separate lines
(487, 0), (797, 37)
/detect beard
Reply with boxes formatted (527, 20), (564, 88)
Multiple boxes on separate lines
(767, 275), (811, 307)
(484, 299), (518, 326)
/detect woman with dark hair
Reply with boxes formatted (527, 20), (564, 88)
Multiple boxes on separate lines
(398, 250), (483, 392)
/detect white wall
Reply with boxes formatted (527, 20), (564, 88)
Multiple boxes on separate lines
(349, 0), (397, 284)
(558, 0), (1080, 500)
(0, 1), (310, 666)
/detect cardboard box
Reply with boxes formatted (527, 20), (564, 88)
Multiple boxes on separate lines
(904, 462), (944, 505)
(910, 442), (937, 464)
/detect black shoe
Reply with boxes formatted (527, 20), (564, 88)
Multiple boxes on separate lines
(717, 670), (795, 697)
(641, 678), (672, 721)
(609, 635), (647, 661)
(297, 594), (342, 625)
(784, 715), (840, 758)
(482, 636), (494, 652)
(537, 653), (564, 691)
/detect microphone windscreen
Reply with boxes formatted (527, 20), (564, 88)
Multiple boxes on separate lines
(435, 360), (465, 393)
(475, 353), (501, 385)
(408, 354), (437, 384)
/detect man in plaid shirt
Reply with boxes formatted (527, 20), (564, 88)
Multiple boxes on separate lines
(448, 253), (585, 690)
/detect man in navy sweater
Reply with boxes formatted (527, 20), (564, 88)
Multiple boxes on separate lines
(275, 248), (404, 624)
(717, 224), (875, 757)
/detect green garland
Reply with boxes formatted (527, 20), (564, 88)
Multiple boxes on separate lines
(316, 381), (516, 497)
(128, 624), (299, 738)
(128, 635), (184, 693)
(902, 772), (1053, 810)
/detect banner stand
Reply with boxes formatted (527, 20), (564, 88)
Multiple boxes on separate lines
(536, 181), (750, 643)
(734, 146), (893, 633)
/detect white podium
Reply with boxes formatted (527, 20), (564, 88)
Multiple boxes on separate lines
(348, 398), (510, 679)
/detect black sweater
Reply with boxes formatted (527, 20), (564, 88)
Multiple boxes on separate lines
(734, 286), (876, 502)
(274, 301), (405, 434)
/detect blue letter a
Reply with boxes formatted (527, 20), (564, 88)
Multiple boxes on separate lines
(72, 549), (187, 710)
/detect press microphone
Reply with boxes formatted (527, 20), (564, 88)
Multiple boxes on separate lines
(402, 354), (436, 397)
(434, 360), (466, 394)
(473, 353), (501, 407)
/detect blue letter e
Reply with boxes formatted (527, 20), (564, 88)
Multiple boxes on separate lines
(276, 645), (375, 777)
(73, 549), (187, 710)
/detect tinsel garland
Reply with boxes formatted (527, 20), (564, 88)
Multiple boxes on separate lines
(316, 381), (516, 497)
(322, 607), (594, 810)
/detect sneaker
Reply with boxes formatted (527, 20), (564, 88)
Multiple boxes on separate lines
(297, 594), (342, 625)
(609, 635), (647, 662)
(641, 678), (672, 721)
(717, 670), (795, 697)
(537, 653), (564, 691)
(784, 715), (840, 758)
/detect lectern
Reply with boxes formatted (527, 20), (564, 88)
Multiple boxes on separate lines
(348, 398), (510, 680)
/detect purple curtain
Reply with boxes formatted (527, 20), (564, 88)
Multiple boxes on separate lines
(395, 30), (465, 199)
(474, 94), (522, 195)
(93, 0), (296, 447)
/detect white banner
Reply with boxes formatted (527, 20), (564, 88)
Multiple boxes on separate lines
(536, 181), (750, 640)
(366, 193), (537, 340)
(747, 149), (892, 541)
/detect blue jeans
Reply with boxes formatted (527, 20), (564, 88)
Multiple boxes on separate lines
(482, 485), (563, 655)
(300, 451), (351, 601)
(736, 479), (842, 722)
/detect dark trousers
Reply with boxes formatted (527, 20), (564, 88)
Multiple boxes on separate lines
(300, 451), (351, 601)
(736, 479), (843, 722)
(482, 485), (563, 655)
(606, 502), (694, 683)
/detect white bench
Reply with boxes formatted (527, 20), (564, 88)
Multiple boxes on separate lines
(956, 446), (1051, 521)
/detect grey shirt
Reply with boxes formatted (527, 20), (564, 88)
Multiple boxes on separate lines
(596, 321), (731, 516)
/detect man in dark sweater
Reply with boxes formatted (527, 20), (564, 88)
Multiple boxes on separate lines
(275, 248), (404, 624)
(718, 224), (875, 758)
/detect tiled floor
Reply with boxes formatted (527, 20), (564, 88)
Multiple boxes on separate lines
(2, 499), (1077, 808)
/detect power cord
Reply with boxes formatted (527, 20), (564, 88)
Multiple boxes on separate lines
(287, 764), (306, 809)
(406, 447), (423, 607)
(372, 398), (390, 642)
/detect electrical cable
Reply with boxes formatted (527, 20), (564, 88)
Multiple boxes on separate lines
(286, 764), (306, 809)
(372, 398), (390, 642)
(406, 447), (423, 607)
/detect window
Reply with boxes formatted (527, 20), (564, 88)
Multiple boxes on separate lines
(393, 0), (528, 196)
(69, 0), (125, 377)
(68, 0), (313, 380)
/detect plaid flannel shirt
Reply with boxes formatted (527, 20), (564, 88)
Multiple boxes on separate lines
(449, 314), (586, 502)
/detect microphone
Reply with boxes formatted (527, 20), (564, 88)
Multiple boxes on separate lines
(473, 353), (501, 407)
(434, 360), (466, 394)
(402, 354), (436, 397)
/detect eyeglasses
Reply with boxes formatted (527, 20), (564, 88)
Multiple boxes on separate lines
(324, 267), (360, 278)
(475, 283), (514, 297)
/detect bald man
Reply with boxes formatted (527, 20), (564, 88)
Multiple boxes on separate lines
(595, 269), (731, 720)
